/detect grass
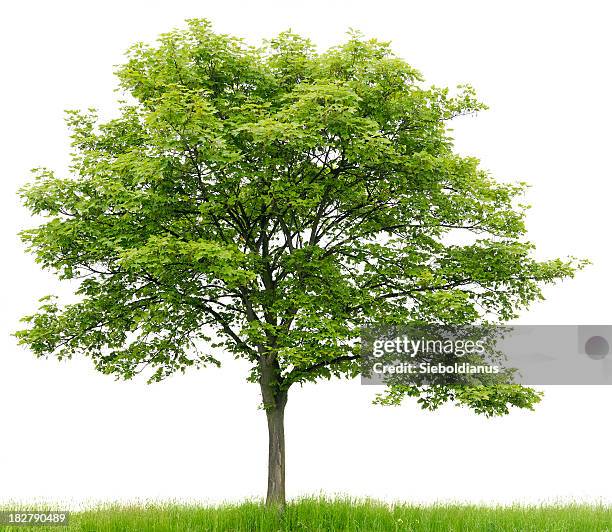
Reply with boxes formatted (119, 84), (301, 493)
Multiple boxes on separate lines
(2, 498), (612, 531)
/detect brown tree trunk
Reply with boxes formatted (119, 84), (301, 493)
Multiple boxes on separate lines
(265, 390), (287, 507)
(260, 354), (288, 507)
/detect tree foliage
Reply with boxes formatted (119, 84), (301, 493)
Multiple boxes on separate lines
(17, 19), (582, 415)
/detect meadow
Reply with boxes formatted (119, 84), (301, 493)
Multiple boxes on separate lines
(2, 497), (612, 531)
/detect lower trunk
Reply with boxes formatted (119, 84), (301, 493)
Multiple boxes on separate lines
(265, 390), (287, 507)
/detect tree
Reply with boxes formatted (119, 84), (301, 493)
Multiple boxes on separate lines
(16, 19), (583, 506)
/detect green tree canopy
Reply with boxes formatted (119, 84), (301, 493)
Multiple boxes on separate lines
(16, 19), (583, 505)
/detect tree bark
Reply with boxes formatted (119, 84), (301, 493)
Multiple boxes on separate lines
(260, 354), (288, 507)
(265, 390), (287, 507)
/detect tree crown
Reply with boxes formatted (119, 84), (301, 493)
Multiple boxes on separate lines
(17, 19), (583, 415)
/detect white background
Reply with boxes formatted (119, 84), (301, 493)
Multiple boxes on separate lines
(1, 0), (611, 507)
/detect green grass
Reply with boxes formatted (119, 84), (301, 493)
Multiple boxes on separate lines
(2, 498), (612, 531)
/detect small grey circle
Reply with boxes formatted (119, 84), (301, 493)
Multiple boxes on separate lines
(585, 336), (609, 359)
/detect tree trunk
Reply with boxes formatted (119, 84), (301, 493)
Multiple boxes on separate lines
(260, 354), (288, 507)
(265, 390), (287, 507)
